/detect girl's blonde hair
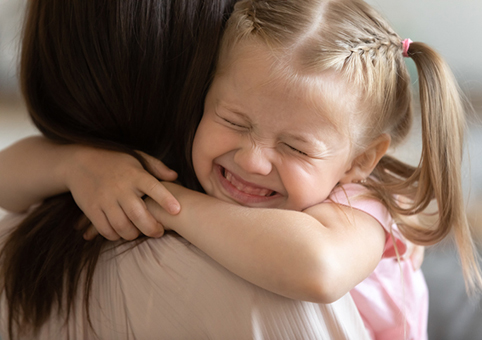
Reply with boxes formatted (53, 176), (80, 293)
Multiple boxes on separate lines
(219, 0), (482, 292)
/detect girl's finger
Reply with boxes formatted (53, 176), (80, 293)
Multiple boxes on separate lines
(137, 151), (177, 181)
(74, 214), (91, 230)
(119, 195), (165, 238)
(83, 225), (100, 240)
(105, 205), (140, 241)
(138, 176), (181, 215)
(84, 209), (121, 241)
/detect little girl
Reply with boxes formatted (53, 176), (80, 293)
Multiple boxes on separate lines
(1, 0), (480, 339)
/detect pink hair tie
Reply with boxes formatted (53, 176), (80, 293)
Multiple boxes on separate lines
(402, 38), (412, 58)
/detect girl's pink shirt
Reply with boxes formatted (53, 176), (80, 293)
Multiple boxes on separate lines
(328, 184), (429, 340)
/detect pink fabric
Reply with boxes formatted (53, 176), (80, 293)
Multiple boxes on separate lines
(328, 184), (429, 340)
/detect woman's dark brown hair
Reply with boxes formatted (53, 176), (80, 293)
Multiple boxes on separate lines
(0, 0), (236, 337)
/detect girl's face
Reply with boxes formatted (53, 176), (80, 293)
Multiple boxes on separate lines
(192, 43), (361, 211)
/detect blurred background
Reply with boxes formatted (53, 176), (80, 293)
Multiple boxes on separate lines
(0, 0), (481, 338)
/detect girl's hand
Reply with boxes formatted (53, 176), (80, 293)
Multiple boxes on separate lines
(64, 147), (180, 241)
(143, 181), (187, 232)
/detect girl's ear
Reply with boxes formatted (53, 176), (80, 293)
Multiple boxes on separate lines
(340, 134), (391, 184)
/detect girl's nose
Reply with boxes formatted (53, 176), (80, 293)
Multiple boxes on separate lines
(233, 145), (273, 176)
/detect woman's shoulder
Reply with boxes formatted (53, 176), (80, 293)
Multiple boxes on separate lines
(97, 234), (370, 339)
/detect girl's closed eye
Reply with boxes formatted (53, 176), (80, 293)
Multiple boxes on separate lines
(284, 143), (308, 156)
(215, 112), (249, 130)
(224, 117), (248, 129)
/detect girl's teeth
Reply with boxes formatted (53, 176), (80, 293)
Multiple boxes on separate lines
(224, 170), (274, 197)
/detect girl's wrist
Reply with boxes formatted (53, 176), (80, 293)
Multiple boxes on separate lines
(57, 143), (89, 192)
(148, 182), (198, 232)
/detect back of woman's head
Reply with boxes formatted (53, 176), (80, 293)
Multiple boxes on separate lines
(220, 0), (481, 292)
(2, 0), (235, 337)
(22, 0), (233, 182)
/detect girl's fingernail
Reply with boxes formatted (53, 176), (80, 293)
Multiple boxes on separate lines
(168, 203), (180, 214)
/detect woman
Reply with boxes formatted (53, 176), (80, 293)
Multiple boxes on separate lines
(0, 0), (368, 338)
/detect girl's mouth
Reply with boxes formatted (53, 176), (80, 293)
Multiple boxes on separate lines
(222, 167), (277, 197)
(215, 165), (280, 204)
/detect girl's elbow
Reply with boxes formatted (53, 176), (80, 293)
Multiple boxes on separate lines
(2, 197), (39, 213)
(302, 258), (350, 303)
(0, 202), (28, 214)
(304, 275), (349, 304)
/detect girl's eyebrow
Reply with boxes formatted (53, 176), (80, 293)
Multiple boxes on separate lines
(218, 102), (252, 121)
(281, 132), (330, 152)
(282, 132), (310, 144)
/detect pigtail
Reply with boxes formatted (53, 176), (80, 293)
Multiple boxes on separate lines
(405, 42), (482, 293)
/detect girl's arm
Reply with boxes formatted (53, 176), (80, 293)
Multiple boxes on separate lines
(0, 136), (180, 240)
(146, 182), (386, 303)
(0, 136), (73, 211)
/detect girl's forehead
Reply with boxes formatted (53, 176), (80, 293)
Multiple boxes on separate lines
(216, 40), (365, 140)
